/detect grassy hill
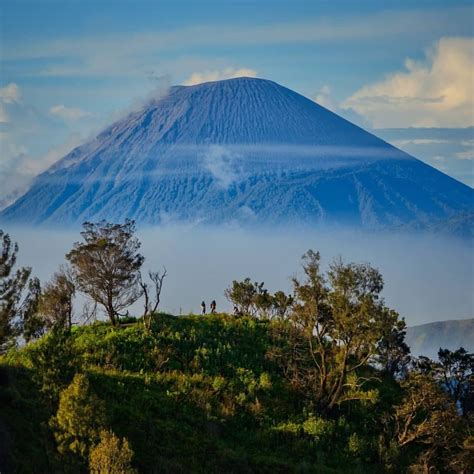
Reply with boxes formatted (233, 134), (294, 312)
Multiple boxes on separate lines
(1, 313), (399, 474)
(1, 313), (471, 473)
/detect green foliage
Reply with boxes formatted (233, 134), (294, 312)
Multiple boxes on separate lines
(2, 225), (469, 473)
(50, 373), (106, 462)
(225, 278), (293, 319)
(0, 229), (40, 352)
(89, 429), (136, 474)
(271, 250), (405, 413)
(28, 328), (78, 401)
(1, 312), (471, 473)
(38, 267), (76, 332)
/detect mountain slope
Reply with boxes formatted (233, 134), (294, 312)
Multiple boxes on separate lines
(1, 77), (472, 231)
(406, 318), (474, 359)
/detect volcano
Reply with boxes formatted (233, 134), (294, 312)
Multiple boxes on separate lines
(1, 77), (472, 233)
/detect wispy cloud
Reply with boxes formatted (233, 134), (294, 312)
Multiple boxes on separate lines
(3, 7), (471, 79)
(312, 85), (336, 111)
(342, 37), (474, 127)
(0, 134), (83, 209)
(183, 68), (257, 86)
(455, 149), (474, 161)
(201, 145), (241, 188)
(50, 104), (92, 121)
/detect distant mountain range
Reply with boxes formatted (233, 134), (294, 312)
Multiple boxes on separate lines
(405, 318), (474, 359)
(1, 77), (473, 234)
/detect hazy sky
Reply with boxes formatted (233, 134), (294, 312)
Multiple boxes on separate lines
(10, 225), (474, 326)
(0, 0), (473, 202)
(1, 2), (473, 325)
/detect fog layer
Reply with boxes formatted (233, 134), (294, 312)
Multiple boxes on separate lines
(10, 225), (473, 326)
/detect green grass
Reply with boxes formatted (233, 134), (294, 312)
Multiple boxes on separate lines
(0, 313), (391, 473)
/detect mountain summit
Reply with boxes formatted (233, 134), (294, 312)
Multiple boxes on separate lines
(1, 77), (473, 232)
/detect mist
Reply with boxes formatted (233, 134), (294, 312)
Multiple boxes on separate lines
(8, 224), (473, 326)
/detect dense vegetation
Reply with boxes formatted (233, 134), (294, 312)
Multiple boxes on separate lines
(0, 222), (473, 473)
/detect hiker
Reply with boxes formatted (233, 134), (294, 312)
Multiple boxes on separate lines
(201, 301), (206, 315)
(210, 300), (216, 314)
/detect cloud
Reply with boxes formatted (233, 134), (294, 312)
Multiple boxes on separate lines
(342, 37), (474, 128)
(0, 135), (83, 210)
(312, 85), (337, 111)
(455, 149), (474, 160)
(201, 145), (240, 188)
(0, 83), (21, 104)
(0, 82), (22, 123)
(49, 104), (91, 121)
(5, 7), (471, 79)
(183, 68), (258, 86)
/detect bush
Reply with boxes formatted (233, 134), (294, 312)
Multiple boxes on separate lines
(89, 429), (136, 474)
(50, 373), (106, 461)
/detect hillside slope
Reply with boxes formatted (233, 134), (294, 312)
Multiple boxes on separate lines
(1, 77), (472, 232)
(406, 318), (474, 358)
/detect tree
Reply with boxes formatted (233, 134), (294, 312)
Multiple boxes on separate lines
(20, 276), (42, 342)
(271, 290), (294, 319)
(376, 316), (411, 377)
(66, 220), (144, 326)
(89, 430), (136, 474)
(0, 230), (40, 351)
(225, 278), (268, 317)
(138, 267), (167, 331)
(394, 373), (466, 471)
(437, 347), (473, 415)
(38, 267), (76, 332)
(269, 250), (403, 412)
(50, 373), (106, 461)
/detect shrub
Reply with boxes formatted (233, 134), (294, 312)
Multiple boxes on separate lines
(49, 373), (106, 461)
(89, 429), (136, 474)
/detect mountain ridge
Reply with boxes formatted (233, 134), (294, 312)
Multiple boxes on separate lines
(1, 77), (473, 232)
(406, 318), (474, 359)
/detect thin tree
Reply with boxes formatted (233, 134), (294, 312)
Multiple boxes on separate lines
(138, 267), (167, 331)
(39, 266), (76, 332)
(66, 220), (144, 326)
(0, 230), (40, 351)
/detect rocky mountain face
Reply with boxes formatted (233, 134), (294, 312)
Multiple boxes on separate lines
(1, 77), (472, 233)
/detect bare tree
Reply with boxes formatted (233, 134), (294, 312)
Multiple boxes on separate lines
(138, 267), (167, 331)
(66, 220), (144, 326)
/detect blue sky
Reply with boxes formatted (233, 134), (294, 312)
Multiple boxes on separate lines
(0, 0), (473, 205)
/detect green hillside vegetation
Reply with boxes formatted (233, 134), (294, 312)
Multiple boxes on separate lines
(0, 222), (473, 473)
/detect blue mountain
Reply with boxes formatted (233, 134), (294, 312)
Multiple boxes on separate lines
(1, 77), (473, 233)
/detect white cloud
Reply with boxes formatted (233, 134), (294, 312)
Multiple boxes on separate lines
(0, 135), (83, 210)
(0, 83), (21, 103)
(342, 37), (474, 128)
(49, 104), (91, 121)
(201, 145), (240, 188)
(312, 85), (337, 111)
(0, 82), (22, 123)
(183, 68), (257, 86)
(455, 149), (474, 160)
(390, 138), (450, 147)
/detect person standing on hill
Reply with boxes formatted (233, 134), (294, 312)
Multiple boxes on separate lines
(210, 300), (216, 314)
(201, 301), (206, 315)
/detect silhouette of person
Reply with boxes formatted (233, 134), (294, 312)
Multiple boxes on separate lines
(201, 301), (206, 315)
(210, 300), (216, 314)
